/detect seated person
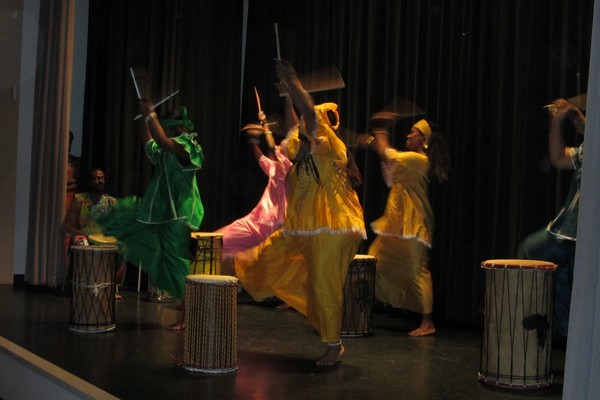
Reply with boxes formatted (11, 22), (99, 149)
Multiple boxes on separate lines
(62, 168), (123, 297)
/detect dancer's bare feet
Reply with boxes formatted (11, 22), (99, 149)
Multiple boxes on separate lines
(408, 325), (436, 336)
(167, 307), (186, 331)
(316, 343), (345, 366)
(276, 302), (290, 311)
(408, 314), (435, 337)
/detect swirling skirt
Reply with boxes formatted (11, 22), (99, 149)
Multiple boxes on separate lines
(235, 229), (361, 342)
(98, 196), (192, 300)
(368, 235), (432, 314)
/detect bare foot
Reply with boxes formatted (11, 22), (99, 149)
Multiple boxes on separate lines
(276, 302), (290, 311)
(316, 343), (345, 366)
(166, 320), (185, 331)
(408, 325), (436, 337)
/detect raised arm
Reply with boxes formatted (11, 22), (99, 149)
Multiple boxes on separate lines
(370, 128), (392, 157)
(258, 111), (276, 157)
(283, 95), (299, 132)
(547, 98), (585, 170)
(357, 112), (397, 157)
(140, 99), (190, 165)
(242, 124), (266, 161)
(275, 60), (316, 136)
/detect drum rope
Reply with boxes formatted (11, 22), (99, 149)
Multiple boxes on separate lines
(72, 282), (111, 297)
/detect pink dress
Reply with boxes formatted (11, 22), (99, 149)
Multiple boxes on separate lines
(217, 148), (292, 258)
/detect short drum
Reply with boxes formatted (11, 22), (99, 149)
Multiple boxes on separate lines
(190, 232), (224, 275)
(183, 274), (238, 374)
(479, 259), (557, 389)
(69, 245), (119, 333)
(341, 254), (376, 338)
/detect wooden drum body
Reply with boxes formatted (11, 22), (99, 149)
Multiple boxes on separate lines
(479, 259), (557, 389)
(341, 254), (377, 338)
(69, 245), (118, 333)
(190, 232), (223, 275)
(184, 274), (238, 373)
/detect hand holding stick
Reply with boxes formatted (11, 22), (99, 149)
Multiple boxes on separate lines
(253, 86), (275, 149)
(133, 90), (180, 120)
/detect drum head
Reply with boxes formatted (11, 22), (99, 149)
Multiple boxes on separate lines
(481, 259), (556, 270)
(186, 274), (238, 284)
(191, 232), (224, 239)
(88, 233), (118, 245)
(71, 244), (119, 252)
(353, 254), (376, 261)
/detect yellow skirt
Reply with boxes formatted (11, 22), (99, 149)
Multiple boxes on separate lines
(368, 235), (433, 314)
(235, 229), (361, 342)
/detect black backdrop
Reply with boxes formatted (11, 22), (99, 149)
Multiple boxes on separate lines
(82, 0), (593, 327)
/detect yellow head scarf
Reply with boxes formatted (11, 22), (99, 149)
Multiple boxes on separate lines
(413, 119), (432, 144)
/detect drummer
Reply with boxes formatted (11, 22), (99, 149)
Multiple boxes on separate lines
(62, 168), (124, 295)
(63, 168), (116, 245)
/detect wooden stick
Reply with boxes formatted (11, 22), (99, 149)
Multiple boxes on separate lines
(253, 86), (262, 114)
(129, 67), (142, 100)
(274, 23), (281, 60)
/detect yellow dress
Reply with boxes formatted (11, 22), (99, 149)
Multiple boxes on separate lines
(368, 148), (434, 314)
(236, 103), (366, 342)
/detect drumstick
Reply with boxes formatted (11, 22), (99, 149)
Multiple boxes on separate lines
(129, 67), (142, 100)
(254, 86), (262, 114)
(133, 90), (180, 121)
(274, 23), (281, 60)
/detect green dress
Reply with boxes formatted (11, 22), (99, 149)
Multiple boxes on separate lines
(99, 132), (204, 299)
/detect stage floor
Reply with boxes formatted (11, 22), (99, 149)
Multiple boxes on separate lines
(0, 284), (565, 400)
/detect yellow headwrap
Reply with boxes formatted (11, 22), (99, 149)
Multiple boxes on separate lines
(413, 119), (432, 144)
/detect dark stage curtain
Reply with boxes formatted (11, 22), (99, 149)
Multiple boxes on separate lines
(82, 0), (593, 326)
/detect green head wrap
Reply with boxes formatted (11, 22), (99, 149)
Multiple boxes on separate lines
(159, 106), (194, 132)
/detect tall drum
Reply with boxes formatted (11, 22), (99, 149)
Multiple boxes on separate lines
(479, 259), (557, 389)
(69, 245), (118, 333)
(341, 254), (376, 338)
(190, 232), (223, 275)
(184, 274), (238, 374)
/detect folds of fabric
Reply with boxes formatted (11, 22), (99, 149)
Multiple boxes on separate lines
(137, 133), (204, 230)
(282, 105), (366, 239)
(217, 151), (291, 258)
(235, 230), (361, 343)
(236, 103), (365, 343)
(98, 196), (192, 300)
(370, 149), (432, 246)
(368, 235), (432, 314)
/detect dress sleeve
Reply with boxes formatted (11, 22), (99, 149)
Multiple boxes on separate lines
(383, 148), (425, 182)
(258, 155), (274, 176)
(283, 127), (302, 160)
(145, 139), (159, 165)
(173, 132), (204, 169)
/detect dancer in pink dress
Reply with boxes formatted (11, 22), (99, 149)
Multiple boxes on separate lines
(216, 109), (293, 260)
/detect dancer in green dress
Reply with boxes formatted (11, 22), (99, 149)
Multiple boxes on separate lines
(99, 99), (204, 327)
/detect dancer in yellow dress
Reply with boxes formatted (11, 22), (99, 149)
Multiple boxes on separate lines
(360, 114), (450, 336)
(236, 59), (365, 366)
